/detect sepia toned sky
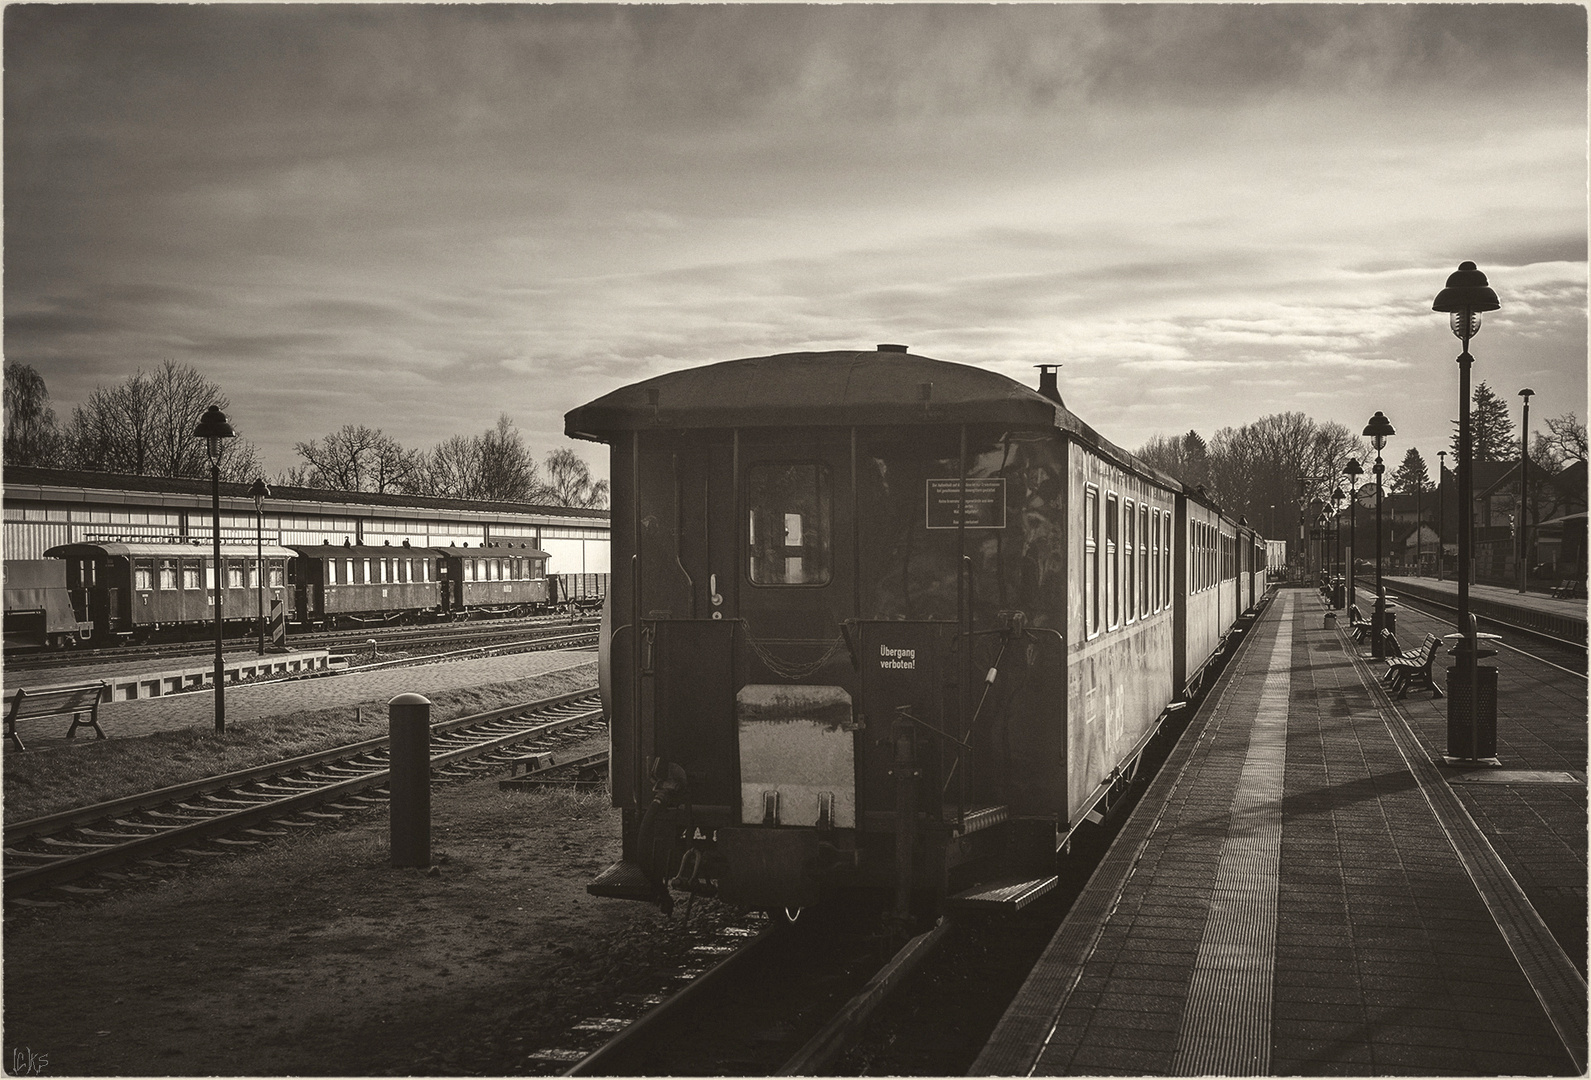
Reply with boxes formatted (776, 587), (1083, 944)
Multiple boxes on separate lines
(5, 3), (1586, 488)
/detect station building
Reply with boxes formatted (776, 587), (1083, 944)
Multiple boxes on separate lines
(2, 466), (610, 576)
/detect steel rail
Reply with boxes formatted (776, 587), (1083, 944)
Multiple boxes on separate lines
(5, 692), (603, 897)
(1385, 586), (1588, 656)
(4, 689), (598, 845)
(565, 923), (789, 1076)
(1386, 589), (1587, 678)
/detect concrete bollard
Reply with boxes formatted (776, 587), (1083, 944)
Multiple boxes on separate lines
(389, 693), (431, 868)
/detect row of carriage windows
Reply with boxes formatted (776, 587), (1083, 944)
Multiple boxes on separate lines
(326, 557), (432, 586)
(134, 559), (286, 592)
(1084, 487), (1174, 639)
(131, 555), (547, 591)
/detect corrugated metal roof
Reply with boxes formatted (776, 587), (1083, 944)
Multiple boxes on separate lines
(46, 541), (299, 560)
(4, 466), (609, 522)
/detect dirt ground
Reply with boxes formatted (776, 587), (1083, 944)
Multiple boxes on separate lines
(2, 768), (729, 1077)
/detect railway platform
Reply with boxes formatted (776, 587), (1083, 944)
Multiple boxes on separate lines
(2, 648), (597, 748)
(975, 585), (1587, 1076)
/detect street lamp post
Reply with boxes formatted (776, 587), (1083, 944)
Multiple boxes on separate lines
(1437, 450), (1447, 580)
(1343, 459), (1363, 612)
(249, 478), (270, 655)
(193, 405), (236, 734)
(1363, 412), (1395, 657)
(1415, 481), (1423, 577)
(1433, 261), (1501, 761)
(1331, 486), (1346, 607)
(1518, 388), (1534, 594)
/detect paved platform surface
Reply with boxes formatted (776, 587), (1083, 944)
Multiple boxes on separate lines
(6, 649), (597, 747)
(977, 586), (1586, 1076)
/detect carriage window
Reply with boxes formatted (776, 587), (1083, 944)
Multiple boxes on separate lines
(1150, 510), (1160, 612)
(182, 561), (202, 590)
(1140, 505), (1150, 614)
(135, 562), (153, 591)
(1105, 494), (1120, 629)
(747, 463), (832, 586)
(227, 561), (245, 589)
(1124, 500), (1136, 624)
(270, 561), (285, 588)
(1084, 487), (1099, 638)
(247, 560), (259, 589)
(1163, 514), (1172, 602)
(159, 560), (176, 590)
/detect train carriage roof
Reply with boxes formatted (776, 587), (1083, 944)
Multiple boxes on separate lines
(433, 544), (550, 559)
(46, 541), (298, 560)
(288, 543), (443, 559)
(566, 348), (1185, 491)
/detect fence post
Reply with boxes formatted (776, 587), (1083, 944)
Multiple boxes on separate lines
(389, 693), (431, 868)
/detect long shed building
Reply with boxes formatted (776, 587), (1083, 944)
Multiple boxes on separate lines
(3, 466), (610, 575)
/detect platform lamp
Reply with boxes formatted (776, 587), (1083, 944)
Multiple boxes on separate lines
(249, 478), (270, 656)
(1432, 261), (1501, 761)
(194, 405), (236, 734)
(1331, 486), (1346, 598)
(1518, 388), (1534, 594)
(1437, 450), (1447, 580)
(1343, 459), (1363, 611)
(1363, 412), (1395, 657)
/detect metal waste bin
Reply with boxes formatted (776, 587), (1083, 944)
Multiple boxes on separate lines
(1446, 664), (1497, 759)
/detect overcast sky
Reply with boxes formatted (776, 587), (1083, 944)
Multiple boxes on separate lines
(5, 3), (1586, 492)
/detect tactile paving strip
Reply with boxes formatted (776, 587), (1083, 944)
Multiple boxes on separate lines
(1171, 591), (1293, 1076)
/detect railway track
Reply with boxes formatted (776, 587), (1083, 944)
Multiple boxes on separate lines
(3, 689), (606, 907)
(1384, 586), (1587, 674)
(553, 905), (950, 1076)
(6, 613), (599, 675)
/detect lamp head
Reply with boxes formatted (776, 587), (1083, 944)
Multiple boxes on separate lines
(1344, 458), (1363, 480)
(192, 405), (235, 462)
(1519, 387), (1534, 402)
(1432, 262), (1499, 340)
(248, 477), (271, 510)
(1362, 410), (1395, 450)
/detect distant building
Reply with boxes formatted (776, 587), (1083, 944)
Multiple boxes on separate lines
(3, 466), (611, 575)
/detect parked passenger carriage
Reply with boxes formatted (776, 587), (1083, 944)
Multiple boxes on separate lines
(434, 543), (550, 618)
(43, 540), (294, 643)
(23, 539), (607, 641)
(566, 345), (1267, 918)
(288, 542), (442, 629)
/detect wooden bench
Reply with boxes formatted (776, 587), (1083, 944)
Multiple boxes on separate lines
(1347, 604), (1374, 642)
(5, 683), (108, 752)
(1550, 580), (1584, 600)
(1384, 635), (1444, 700)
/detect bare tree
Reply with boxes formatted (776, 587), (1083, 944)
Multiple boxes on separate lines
(3, 361), (62, 466)
(291, 425), (421, 493)
(414, 415), (551, 503)
(543, 447), (609, 508)
(1533, 412), (1587, 472)
(61, 361), (262, 481)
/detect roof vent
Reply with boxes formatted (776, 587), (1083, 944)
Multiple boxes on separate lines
(877, 343), (909, 353)
(1035, 364), (1065, 407)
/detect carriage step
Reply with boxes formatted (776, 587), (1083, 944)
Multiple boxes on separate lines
(946, 874), (1059, 913)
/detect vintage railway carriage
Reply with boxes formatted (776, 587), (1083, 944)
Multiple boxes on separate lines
(45, 540), (293, 642)
(567, 346), (1197, 915)
(435, 543), (550, 617)
(289, 543), (440, 628)
(3, 559), (94, 648)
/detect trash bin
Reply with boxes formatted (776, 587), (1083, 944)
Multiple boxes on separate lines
(1446, 664), (1497, 759)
